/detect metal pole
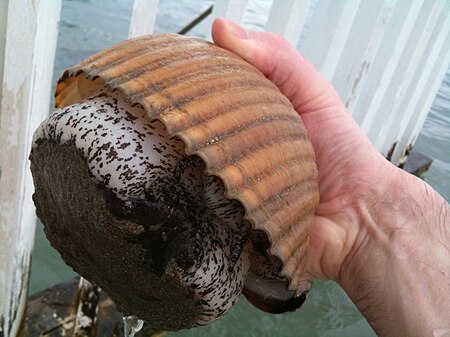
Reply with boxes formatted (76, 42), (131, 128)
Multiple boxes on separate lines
(177, 5), (213, 35)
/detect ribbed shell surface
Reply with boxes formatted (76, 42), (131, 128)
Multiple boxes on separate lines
(54, 34), (319, 292)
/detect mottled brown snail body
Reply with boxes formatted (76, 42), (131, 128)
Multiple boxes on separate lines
(30, 34), (319, 330)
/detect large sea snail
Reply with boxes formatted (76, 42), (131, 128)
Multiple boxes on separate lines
(29, 34), (319, 330)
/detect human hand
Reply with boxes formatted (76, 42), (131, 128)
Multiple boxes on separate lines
(212, 19), (450, 337)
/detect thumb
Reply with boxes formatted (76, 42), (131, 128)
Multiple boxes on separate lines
(211, 18), (341, 115)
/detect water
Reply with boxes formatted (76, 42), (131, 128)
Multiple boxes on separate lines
(29, 0), (449, 336)
(414, 68), (450, 202)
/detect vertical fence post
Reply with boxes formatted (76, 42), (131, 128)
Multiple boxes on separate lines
(265, 0), (311, 46)
(386, 6), (450, 163)
(211, 0), (249, 24)
(301, 0), (362, 81)
(0, 1), (61, 336)
(357, 1), (424, 136)
(128, 0), (159, 38)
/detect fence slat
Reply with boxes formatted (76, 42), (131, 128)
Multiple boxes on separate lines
(265, 0), (311, 46)
(0, 1), (61, 336)
(128, 0), (159, 38)
(212, 0), (249, 24)
(357, 1), (424, 135)
(343, 0), (398, 113)
(365, 0), (441, 153)
(0, 1), (7, 101)
(301, 0), (362, 80)
(326, 1), (388, 105)
(373, 0), (449, 158)
(389, 13), (450, 164)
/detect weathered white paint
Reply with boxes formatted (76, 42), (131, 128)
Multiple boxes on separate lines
(389, 11), (450, 164)
(373, 0), (449, 157)
(301, 0), (361, 80)
(357, 1), (424, 135)
(368, 0), (442, 152)
(266, 0), (311, 46)
(0, 1), (61, 336)
(341, 1), (397, 112)
(128, 0), (159, 38)
(326, 1), (391, 106)
(301, 0), (362, 80)
(0, 0), (8, 101)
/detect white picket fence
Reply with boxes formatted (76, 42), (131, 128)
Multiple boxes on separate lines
(1, 0), (449, 336)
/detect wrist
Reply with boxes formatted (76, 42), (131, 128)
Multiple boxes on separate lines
(338, 164), (450, 336)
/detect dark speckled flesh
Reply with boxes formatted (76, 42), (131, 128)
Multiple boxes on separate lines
(31, 88), (251, 328)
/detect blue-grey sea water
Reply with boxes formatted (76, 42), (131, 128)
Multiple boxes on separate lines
(29, 1), (450, 336)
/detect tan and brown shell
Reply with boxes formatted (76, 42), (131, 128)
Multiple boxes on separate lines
(54, 34), (319, 295)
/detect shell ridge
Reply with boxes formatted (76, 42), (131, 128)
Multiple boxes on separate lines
(112, 56), (258, 98)
(75, 35), (203, 74)
(246, 164), (318, 212)
(162, 94), (293, 136)
(244, 178), (318, 238)
(187, 116), (305, 154)
(97, 43), (228, 84)
(76, 39), (159, 75)
(141, 81), (278, 115)
(218, 140), (314, 191)
(123, 57), (264, 99)
(180, 101), (299, 134)
(193, 124), (309, 170)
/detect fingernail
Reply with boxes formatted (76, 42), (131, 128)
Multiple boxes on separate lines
(227, 21), (249, 39)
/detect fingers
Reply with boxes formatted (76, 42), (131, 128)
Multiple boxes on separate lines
(211, 18), (343, 115)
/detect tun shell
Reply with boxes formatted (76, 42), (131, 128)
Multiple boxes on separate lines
(54, 34), (319, 295)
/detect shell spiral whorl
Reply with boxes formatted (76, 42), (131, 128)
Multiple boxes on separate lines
(30, 34), (319, 330)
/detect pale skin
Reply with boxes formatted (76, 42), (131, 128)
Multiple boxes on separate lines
(212, 19), (450, 337)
